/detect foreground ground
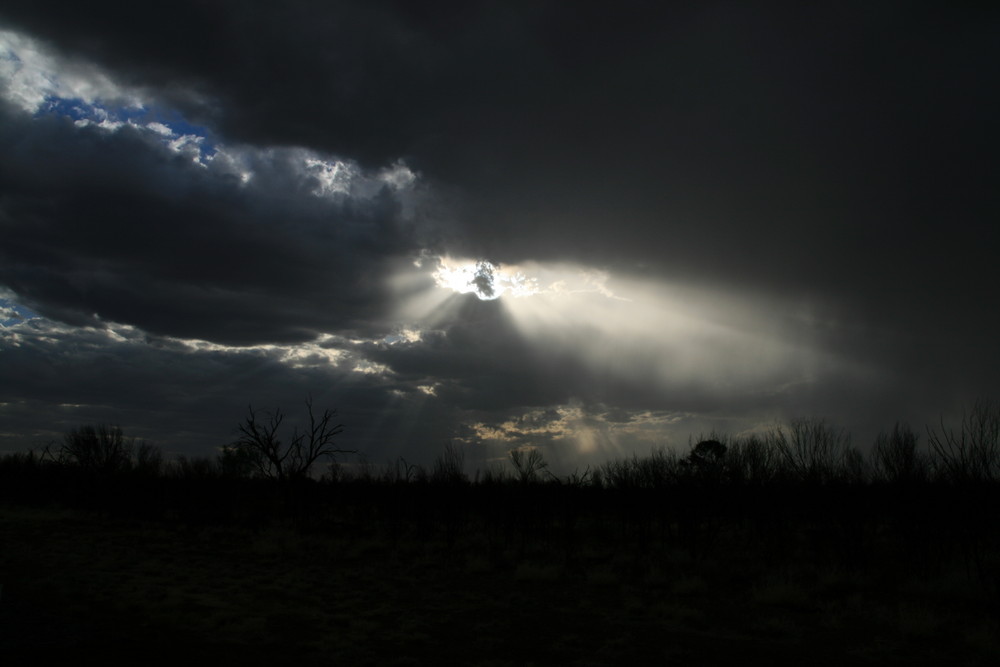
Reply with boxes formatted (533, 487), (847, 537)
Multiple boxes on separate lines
(2, 504), (998, 666)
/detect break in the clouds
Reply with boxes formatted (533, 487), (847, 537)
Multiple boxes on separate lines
(0, 2), (997, 468)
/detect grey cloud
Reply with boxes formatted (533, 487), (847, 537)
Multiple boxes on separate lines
(0, 317), (462, 461)
(0, 103), (428, 345)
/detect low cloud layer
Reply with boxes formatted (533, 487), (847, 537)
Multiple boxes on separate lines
(0, 3), (997, 469)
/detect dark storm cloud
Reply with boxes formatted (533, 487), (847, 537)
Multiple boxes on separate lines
(0, 1), (549, 166)
(0, 2), (997, 462)
(3, 2), (995, 315)
(0, 101), (428, 344)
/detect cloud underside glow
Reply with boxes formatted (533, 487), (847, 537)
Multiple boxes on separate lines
(405, 256), (859, 410)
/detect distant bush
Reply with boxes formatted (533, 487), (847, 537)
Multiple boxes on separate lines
(871, 422), (927, 484)
(134, 441), (165, 476)
(171, 455), (221, 480)
(726, 434), (780, 485)
(773, 418), (853, 484)
(55, 424), (161, 474)
(431, 442), (467, 484)
(595, 448), (681, 490)
(680, 439), (728, 483)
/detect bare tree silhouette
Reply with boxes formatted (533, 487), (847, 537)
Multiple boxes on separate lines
(509, 447), (550, 484)
(927, 398), (1000, 483)
(228, 397), (350, 480)
(55, 424), (137, 473)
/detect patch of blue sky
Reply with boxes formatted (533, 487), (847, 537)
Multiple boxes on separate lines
(36, 95), (100, 122)
(127, 104), (218, 154)
(35, 92), (217, 159)
(0, 297), (39, 327)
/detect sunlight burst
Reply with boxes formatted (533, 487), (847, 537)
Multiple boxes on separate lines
(432, 258), (539, 300)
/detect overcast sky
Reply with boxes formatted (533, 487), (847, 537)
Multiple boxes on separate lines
(1, 2), (997, 471)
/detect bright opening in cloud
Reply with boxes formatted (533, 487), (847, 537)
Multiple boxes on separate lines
(432, 258), (540, 300)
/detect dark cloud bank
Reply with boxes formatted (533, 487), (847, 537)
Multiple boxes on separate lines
(0, 2), (997, 469)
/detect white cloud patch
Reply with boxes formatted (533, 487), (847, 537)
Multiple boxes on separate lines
(301, 153), (419, 202)
(378, 160), (417, 190)
(463, 402), (692, 462)
(145, 121), (173, 136)
(304, 156), (356, 196)
(353, 359), (392, 376)
(0, 307), (395, 376)
(167, 133), (204, 155)
(382, 328), (422, 345)
(0, 28), (141, 112)
(171, 335), (348, 370)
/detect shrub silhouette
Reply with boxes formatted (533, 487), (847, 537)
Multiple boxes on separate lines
(594, 448), (681, 489)
(57, 424), (138, 473)
(172, 455), (222, 480)
(431, 442), (467, 484)
(682, 439), (727, 481)
(871, 422), (927, 483)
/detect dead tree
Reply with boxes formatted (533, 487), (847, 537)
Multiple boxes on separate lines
(231, 397), (350, 480)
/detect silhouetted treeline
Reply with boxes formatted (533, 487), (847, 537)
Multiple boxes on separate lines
(3, 406), (1000, 608)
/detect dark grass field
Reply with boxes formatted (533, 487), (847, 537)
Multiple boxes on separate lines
(3, 501), (998, 666)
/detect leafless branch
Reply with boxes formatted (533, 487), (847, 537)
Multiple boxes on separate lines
(233, 398), (351, 480)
